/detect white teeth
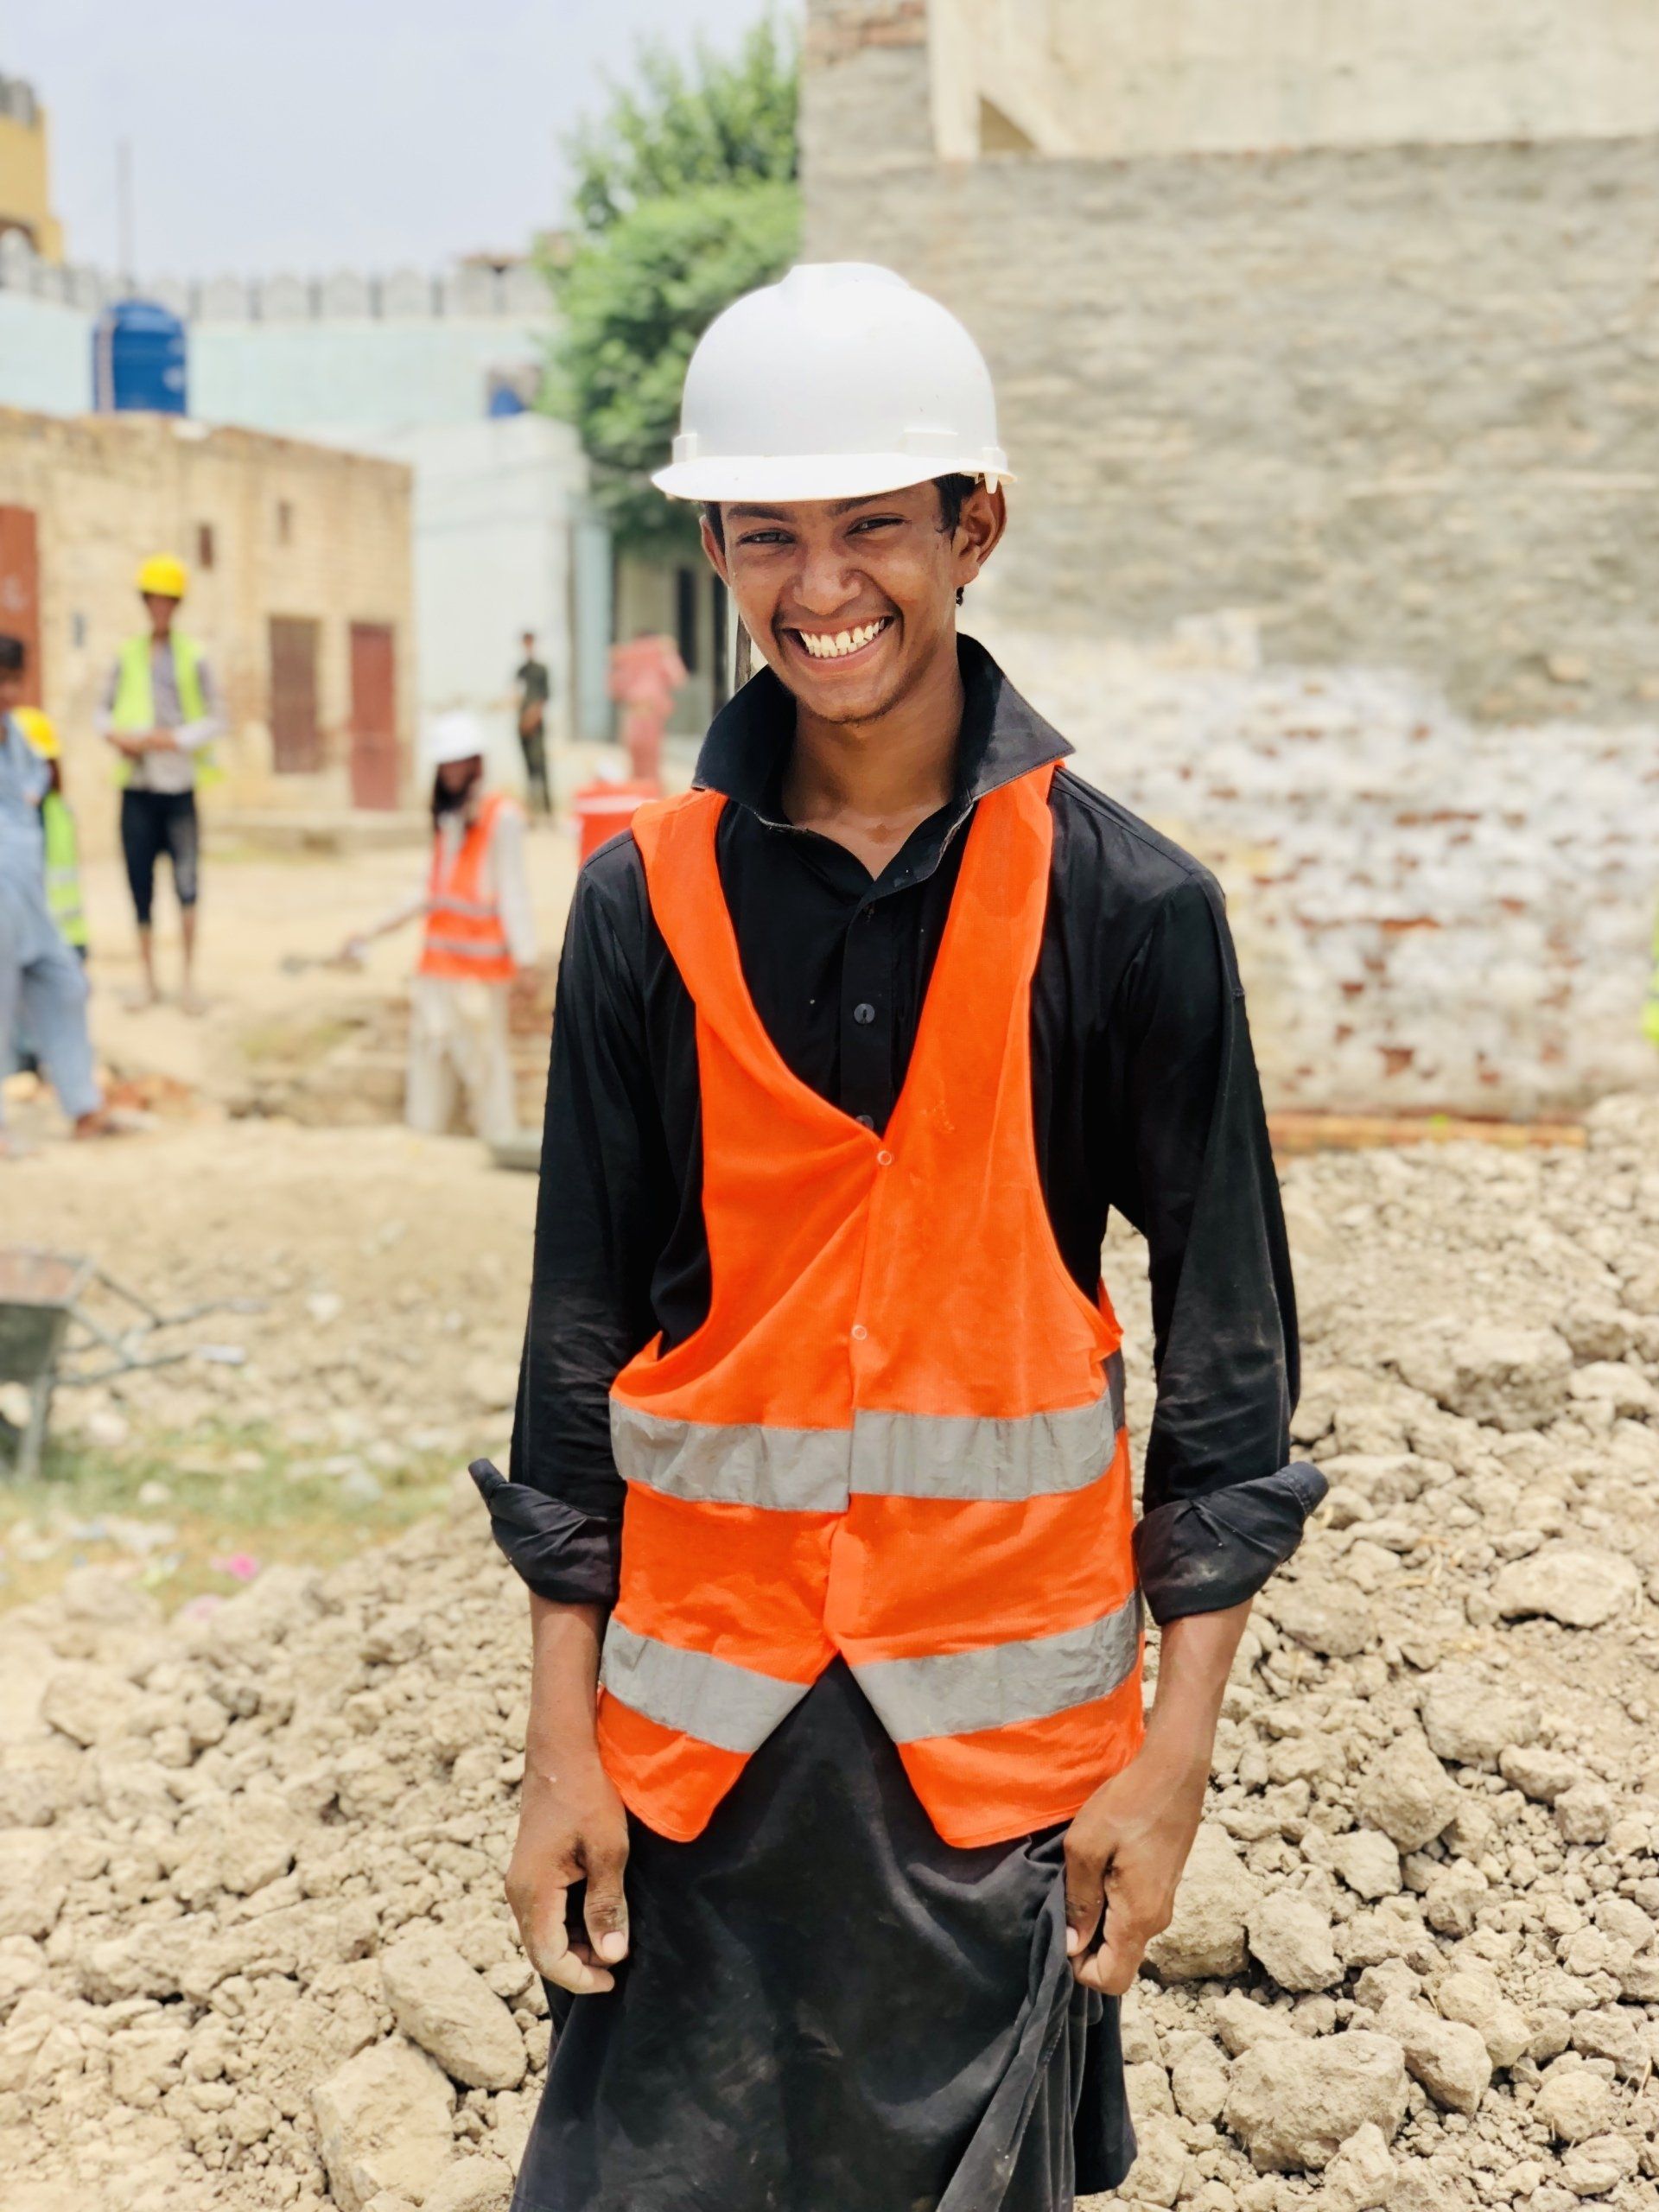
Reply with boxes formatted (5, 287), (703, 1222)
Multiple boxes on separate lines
(799, 619), (887, 659)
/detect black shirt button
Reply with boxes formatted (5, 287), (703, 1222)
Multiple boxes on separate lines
(855, 1112), (874, 1128)
(853, 1002), (875, 1025)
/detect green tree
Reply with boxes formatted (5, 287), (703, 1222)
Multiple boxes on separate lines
(548, 17), (799, 553)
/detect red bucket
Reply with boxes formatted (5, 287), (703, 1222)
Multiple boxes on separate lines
(572, 778), (659, 865)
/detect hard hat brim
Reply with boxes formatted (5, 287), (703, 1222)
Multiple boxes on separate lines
(654, 452), (1014, 505)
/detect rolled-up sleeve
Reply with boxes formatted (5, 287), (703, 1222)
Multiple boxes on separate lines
(1105, 873), (1325, 1624)
(474, 851), (664, 1605)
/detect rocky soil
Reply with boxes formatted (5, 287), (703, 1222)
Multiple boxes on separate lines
(6, 1098), (1659, 2210)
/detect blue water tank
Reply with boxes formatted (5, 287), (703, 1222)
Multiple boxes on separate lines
(92, 299), (188, 415)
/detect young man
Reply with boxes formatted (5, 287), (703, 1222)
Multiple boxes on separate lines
(343, 712), (535, 1147)
(0, 638), (112, 1149)
(99, 553), (222, 1012)
(516, 632), (552, 816)
(474, 265), (1323, 2210)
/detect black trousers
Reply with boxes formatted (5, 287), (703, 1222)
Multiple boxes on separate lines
(120, 789), (199, 925)
(517, 1662), (1134, 2212)
(519, 718), (550, 813)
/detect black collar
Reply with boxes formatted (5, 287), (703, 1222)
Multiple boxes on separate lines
(692, 635), (1072, 841)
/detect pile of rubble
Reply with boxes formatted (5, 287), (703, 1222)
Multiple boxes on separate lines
(5, 1098), (1659, 2210)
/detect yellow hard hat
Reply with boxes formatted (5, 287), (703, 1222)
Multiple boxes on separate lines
(137, 553), (188, 601)
(13, 706), (59, 760)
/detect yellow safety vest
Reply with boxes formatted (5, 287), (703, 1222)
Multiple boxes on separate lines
(110, 632), (220, 785)
(41, 791), (87, 950)
(1644, 907), (1659, 1047)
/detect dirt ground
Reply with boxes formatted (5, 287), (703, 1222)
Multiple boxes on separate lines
(3, 821), (576, 1138)
(1, 827), (576, 1610)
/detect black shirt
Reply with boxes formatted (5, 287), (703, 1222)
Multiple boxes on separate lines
(486, 639), (1321, 1624)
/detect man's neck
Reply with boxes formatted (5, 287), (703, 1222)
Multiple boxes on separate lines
(781, 636), (964, 866)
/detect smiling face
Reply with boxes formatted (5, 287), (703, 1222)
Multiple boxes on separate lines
(702, 480), (1005, 728)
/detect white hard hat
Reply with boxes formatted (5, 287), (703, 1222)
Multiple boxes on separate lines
(423, 710), (486, 769)
(653, 263), (1012, 505)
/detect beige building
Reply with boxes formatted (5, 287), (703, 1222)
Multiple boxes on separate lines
(0, 408), (413, 851)
(804, 0), (1659, 721)
(0, 75), (62, 261)
(926, 0), (1659, 161)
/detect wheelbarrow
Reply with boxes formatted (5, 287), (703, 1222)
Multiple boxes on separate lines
(0, 1246), (263, 1481)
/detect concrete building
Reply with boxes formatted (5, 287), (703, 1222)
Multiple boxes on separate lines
(0, 245), (606, 779)
(0, 407), (414, 853)
(0, 74), (62, 261)
(804, 0), (1659, 723)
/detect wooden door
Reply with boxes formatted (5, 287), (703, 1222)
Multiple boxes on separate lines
(269, 616), (321, 772)
(0, 507), (42, 705)
(348, 622), (397, 809)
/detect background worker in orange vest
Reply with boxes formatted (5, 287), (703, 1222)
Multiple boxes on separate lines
(99, 555), (222, 1014)
(471, 267), (1324, 2211)
(341, 712), (535, 1146)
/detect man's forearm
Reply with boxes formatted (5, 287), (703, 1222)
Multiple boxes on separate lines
(526, 1592), (606, 1761)
(1141, 1597), (1252, 1774)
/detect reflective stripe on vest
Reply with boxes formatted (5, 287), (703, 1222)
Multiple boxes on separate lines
(596, 764), (1144, 1850)
(418, 792), (516, 982)
(111, 632), (217, 787)
(601, 1592), (1142, 1753)
(609, 1350), (1126, 1510)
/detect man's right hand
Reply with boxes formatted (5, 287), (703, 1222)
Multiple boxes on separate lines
(507, 1599), (628, 1995)
(506, 1739), (631, 1994)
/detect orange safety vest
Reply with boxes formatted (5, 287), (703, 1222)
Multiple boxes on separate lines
(597, 761), (1143, 1848)
(418, 792), (518, 983)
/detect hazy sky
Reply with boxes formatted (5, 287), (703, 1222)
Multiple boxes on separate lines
(8, 0), (792, 279)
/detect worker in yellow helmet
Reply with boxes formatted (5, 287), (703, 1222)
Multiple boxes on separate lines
(15, 708), (88, 961)
(99, 554), (223, 1014)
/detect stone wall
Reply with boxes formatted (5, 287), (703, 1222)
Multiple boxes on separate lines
(802, 10), (1659, 725)
(0, 409), (414, 851)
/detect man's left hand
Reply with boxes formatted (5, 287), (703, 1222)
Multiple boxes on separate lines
(1063, 1738), (1210, 1993)
(1062, 1597), (1254, 1994)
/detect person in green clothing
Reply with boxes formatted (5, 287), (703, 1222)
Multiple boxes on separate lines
(15, 708), (88, 962)
(1645, 909), (1659, 1047)
(99, 552), (222, 1013)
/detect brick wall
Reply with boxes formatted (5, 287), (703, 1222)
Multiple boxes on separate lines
(977, 613), (1659, 1118)
(0, 409), (414, 851)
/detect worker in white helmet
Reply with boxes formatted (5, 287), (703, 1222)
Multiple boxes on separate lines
(476, 264), (1319, 2209)
(340, 712), (535, 1146)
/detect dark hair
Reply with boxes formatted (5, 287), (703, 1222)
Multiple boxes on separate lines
(0, 633), (25, 675)
(429, 759), (482, 830)
(702, 473), (981, 554)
